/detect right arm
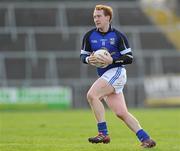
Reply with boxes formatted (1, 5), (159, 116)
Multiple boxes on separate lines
(80, 29), (107, 66)
(80, 32), (92, 64)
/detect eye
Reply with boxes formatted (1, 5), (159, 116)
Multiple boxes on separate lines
(93, 15), (97, 19)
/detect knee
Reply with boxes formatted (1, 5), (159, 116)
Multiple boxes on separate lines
(116, 110), (129, 120)
(86, 90), (98, 103)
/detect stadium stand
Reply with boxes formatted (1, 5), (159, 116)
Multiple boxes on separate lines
(56, 58), (81, 78)
(0, 8), (6, 27)
(15, 8), (57, 27)
(35, 33), (78, 51)
(30, 58), (48, 79)
(66, 8), (94, 26)
(140, 32), (174, 50)
(5, 58), (26, 80)
(141, 0), (180, 49)
(0, 33), (26, 51)
(117, 7), (152, 26)
(0, 1), (179, 107)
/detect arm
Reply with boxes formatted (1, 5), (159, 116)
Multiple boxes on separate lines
(112, 52), (133, 64)
(80, 51), (90, 64)
(98, 32), (133, 66)
(80, 29), (106, 66)
(80, 31), (92, 64)
(113, 31), (133, 65)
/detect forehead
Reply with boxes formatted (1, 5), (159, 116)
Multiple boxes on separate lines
(93, 9), (104, 16)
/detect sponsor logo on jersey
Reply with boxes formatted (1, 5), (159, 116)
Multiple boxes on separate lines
(91, 40), (98, 43)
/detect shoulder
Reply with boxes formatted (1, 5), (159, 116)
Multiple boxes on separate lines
(112, 28), (128, 40)
(83, 28), (96, 39)
(112, 27), (130, 48)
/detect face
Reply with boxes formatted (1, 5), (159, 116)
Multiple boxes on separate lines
(93, 9), (110, 30)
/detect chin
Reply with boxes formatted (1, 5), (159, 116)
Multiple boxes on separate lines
(97, 27), (102, 30)
(96, 25), (101, 29)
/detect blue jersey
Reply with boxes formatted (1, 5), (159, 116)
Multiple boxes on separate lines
(80, 26), (132, 76)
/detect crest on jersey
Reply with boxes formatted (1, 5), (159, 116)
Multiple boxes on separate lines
(110, 38), (115, 45)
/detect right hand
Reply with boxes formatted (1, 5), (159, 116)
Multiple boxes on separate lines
(88, 53), (106, 67)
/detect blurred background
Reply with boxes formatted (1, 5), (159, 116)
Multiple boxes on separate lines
(0, 0), (180, 110)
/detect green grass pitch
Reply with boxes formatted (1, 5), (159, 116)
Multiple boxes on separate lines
(0, 108), (180, 151)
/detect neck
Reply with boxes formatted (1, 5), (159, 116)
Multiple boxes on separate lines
(99, 24), (110, 33)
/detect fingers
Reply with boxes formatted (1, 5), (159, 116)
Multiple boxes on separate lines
(88, 52), (112, 67)
(89, 55), (102, 63)
(96, 54), (106, 62)
(96, 54), (113, 65)
(89, 55), (98, 63)
(88, 55), (105, 67)
(96, 57), (106, 64)
(88, 56), (98, 66)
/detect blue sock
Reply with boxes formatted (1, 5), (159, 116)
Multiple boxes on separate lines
(97, 122), (108, 136)
(136, 129), (150, 142)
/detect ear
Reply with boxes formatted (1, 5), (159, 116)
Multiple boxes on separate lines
(106, 15), (111, 22)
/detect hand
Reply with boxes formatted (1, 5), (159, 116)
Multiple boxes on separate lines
(97, 53), (113, 65)
(88, 51), (113, 68)
(88, 53), (106, 67)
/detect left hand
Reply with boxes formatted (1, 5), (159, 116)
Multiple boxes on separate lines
(96, 53), (113, 65)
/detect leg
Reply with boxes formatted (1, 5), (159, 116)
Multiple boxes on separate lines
(87, 77), (114, 123)
(105, 92), (142, 133)
(88, 67), (125, 123)
(87, 77), (113, 143)
(105, 93), (156, 148)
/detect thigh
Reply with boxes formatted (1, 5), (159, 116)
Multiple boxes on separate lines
(88, 77), (114, 99)
(105, 92), (128, 113)
(101, 67), (127, 94)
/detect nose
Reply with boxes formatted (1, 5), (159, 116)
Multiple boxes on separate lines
(94, 19), (99, 24)
(94, 17), (98, 22)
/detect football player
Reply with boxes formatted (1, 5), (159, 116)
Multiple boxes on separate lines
(80, 4), (156, 148)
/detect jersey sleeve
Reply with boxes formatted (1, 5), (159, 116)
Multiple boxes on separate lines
(113, 31), (133, 65)
(118, 32), (132, 54)
(80, 31), (92, 64)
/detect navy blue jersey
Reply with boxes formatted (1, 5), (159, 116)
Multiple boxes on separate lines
(80, 26), (133, 76)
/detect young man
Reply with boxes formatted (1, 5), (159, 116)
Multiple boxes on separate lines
(80, 4), (156, 148)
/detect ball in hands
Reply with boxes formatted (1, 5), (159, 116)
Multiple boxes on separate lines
(93, 49), (111, 68)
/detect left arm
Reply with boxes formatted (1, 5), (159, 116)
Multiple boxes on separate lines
(114, 31), (133, 65)
(99, 32), (133, 66)
(112, 52), (133, 64)
(98, 51), (133, 66)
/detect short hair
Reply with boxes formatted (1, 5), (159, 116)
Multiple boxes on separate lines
(94, 4), (113, 22)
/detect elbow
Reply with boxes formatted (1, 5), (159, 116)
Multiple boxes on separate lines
(80, 54), (88, 64)
(80, 54), (84, 63)
(125, 57), (133, 64)
(129, 58), (133, 64)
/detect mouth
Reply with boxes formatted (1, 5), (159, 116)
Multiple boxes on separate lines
(96, 23), (101, 26)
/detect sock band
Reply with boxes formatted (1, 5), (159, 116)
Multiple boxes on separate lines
(136, 129), (150, 142)
(97, 122), (108, 136)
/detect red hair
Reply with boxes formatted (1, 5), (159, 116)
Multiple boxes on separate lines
(95, 5), (113, 22)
